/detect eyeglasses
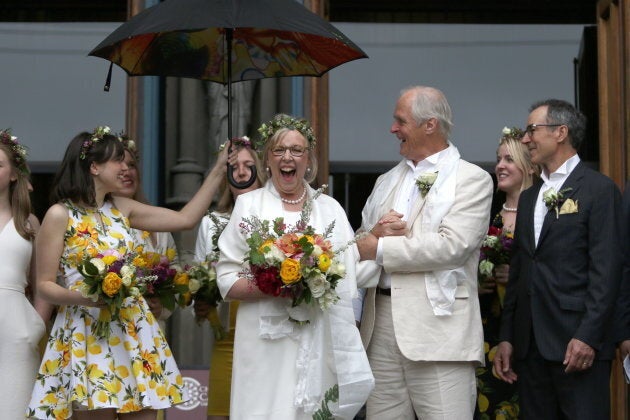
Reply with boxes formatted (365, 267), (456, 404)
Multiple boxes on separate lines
(271, 146), (306, 157)
(524, 123), (563, 137)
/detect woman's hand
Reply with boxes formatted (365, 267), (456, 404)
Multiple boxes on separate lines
(478, 278), (496, 295)
(494, 264), (509, 285)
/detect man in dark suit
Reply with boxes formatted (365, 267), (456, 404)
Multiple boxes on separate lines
(493, 99), (622, 419)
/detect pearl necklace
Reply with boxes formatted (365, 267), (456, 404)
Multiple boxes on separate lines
(502, 203), (518, 212)
(280, 186), (307, 204)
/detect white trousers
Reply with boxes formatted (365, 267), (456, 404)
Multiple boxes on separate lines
(366, 294), (476, 420)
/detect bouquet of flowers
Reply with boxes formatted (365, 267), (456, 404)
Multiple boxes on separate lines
(77, 249), (142, 339)
(187, 213), (227, 339)
(239, 207), (346, 322)
(478, 225), (514, 306)
(134, 249), (191, 311)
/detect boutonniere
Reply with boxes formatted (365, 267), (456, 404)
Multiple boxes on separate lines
(415, 171), (438, 197)
(542, 187), (573, 218)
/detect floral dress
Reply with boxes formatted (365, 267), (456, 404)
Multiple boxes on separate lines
(475, 213), (519, 420)
(27, 200), (185, 419)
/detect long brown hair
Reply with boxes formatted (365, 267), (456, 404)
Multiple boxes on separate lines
(0, 143), (34, 240)
(216, 146), (265, 213)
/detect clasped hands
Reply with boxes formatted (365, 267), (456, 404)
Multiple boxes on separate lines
(357, 210), (407, 261)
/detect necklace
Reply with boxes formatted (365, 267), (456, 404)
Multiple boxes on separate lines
(280, 186), (307, 204)
(502, 203), (518, 212)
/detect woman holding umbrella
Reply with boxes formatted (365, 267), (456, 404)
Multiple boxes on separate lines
(216, 114), (374, 419)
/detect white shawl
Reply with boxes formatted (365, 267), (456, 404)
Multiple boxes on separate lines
(361, 143), (464, 315)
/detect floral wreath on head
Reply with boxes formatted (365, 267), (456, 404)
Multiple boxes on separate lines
(0, 129), (29, 175)
(80, 125), (113, 160)
(500, 126), (525, 143)
(118, 133), (139, 161)
(256, 114), (316, 151)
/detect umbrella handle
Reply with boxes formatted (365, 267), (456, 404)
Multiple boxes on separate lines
(226, 140), (257, 189)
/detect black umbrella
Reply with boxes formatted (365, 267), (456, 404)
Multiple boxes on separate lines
(89, 0), (367, 188)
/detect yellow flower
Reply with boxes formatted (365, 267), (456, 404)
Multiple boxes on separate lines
(166, 248), (177, 261)
(102, 272), (123, 297)
(318, 254), (331, 272)
(174, 272), (189, 286)
(96, 390), (109, 403)
(110, 231), (124, 240)
(169, 385), (184, 403)
(258, 239), (275, 253)
(133, 256), (148, 268)
(109, 336), (121, 346)
(73, 332), (85, 342)
(52, 406), (70, 419)
(138, 383), (147, 392)
(280, 258), (301, 284)
(156, 385), (167, 397)
(101, 255), (117, 265)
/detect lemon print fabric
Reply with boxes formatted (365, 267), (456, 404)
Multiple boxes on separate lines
(27, 200), (186, 419)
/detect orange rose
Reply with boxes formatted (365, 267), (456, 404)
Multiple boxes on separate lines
(317, 254), (331, 272)
(174, 272), (189, 286)
(280, 258), (301, 284)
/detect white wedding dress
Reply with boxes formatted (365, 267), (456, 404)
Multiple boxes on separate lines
(0, 219), (46, 419)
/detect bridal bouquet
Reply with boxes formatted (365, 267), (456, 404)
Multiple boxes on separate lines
(77, 249), (141, 339)
(478, 225), (514, 306)
(240, 213), (346, 318)
(134, 249), (191, 311)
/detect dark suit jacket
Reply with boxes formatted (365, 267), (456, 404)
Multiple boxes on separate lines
(613, 181), (630, 343)
(499, 161), (622, 361)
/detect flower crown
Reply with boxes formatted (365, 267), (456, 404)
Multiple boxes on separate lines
(500, 126), (525, 143)
(219, 136), (254, 152)
(256, 114), (316, 151)
(80, 125), (112, 160)
(0, 129), (29, 175)
(119, 133), (139, 161)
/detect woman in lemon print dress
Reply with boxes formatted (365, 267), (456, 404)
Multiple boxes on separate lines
(27, 126), (228, 420)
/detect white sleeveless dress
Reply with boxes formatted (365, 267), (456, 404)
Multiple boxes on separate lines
(0, 219), (46, 419)
(27, 201), (186, 419)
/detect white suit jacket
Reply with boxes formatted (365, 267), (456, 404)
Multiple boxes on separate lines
(359, 158), (493, 364)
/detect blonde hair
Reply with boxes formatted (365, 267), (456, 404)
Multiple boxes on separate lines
(498, 137), (539, 192)
(216, 147), (266, 213)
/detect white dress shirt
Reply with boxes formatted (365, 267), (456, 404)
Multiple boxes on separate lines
(534, 153), (580, 245)
(376, 149), (446, 288)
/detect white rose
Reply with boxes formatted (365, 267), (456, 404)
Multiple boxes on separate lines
(264, 244), (286, 264)
(318, 290), (339, 310)
(306, 273), (328, 298)
(89, 258), (106, 275)
(502, 126), (511, 135)
(328, 262), (346, 278)
(188, 278), (201, 294)
(311, 245), (323, 258)
(120, 265), (135, 278)
(482, 235), (500, 249)
(479, 259), (494, 277)
(122, 275), (133, 287)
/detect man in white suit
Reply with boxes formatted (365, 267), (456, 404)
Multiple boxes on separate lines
(357, 86), (493, 419)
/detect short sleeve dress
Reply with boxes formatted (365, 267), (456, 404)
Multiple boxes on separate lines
(27, 200), (186, 419)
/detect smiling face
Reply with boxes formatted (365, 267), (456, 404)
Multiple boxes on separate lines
(117, 150), (139, 199)
(267, 129), (309, 199)
(521, 105), (564, 173)
(228, 148), (261, 198)
(390, 90), (428, 163)
(91, 155), (127, 196)
(495, 143), (525, 195)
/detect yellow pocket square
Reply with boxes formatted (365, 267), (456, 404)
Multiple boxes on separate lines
(559, 198), (578, 215)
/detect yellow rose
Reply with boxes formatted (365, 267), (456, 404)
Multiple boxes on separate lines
(102, 272), (122, 297)
(318, 254), (331, 272)
(166, 248), (177, 262)
(280, 258), (301, 284)
(258, 239), (275, 253)
(174, 272), (189, 286)
(101, 255), (117, 265)
(133, 256), (147, 268)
